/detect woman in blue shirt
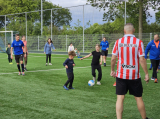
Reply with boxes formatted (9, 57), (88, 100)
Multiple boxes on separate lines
(44, 38), (56, 66)
(100, 37), (109, 67)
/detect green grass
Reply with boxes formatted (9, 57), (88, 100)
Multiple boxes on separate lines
(0, 53), (160, 119)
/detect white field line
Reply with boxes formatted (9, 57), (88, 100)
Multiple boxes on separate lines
(0, 66), (91, 75)
(0, 65), (113, 75)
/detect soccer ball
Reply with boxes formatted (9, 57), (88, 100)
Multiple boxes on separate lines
(88, 80), (95, 86)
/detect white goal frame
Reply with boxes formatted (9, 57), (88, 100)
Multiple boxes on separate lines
(0, 31), (13, 50)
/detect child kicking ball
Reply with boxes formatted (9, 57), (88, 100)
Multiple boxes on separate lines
(80, 44), (102, 85)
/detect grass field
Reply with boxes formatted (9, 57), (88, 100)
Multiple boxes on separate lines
(0, 53), (160, 119)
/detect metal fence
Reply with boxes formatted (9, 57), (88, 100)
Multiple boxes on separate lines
(26, 33), (154, 53)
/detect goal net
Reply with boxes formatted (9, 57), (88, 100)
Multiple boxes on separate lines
(0, 31), (18, 53)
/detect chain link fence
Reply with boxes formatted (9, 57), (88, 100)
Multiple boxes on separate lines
(26, 33), (155, 53)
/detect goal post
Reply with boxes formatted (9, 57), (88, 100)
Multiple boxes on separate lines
(0, 31), (16, 53)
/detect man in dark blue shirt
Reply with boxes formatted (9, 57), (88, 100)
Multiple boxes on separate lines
(63, 51), (76, 90)
(100, 37), (109, 66)
(11, 34), (26, 76)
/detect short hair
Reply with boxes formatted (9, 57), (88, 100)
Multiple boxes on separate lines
(95, 44), (100, 48)
(15, 34), (19, 37)
(68, 51), (76, 56)
(22, 35), (25, 38)
(154, 34), (159, 37)
(103, 37), (106, 39)
(124, 23), (134, 32)
(8, 43), (10, 45)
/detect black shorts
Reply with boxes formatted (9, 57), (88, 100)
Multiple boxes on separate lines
(23, 52), (28, 55)
(116, 77), (143, 97)
(15, 54), (24, 63)
(101, 50), (108, 56)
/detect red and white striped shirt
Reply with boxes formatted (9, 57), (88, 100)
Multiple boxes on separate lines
(112, 34), (145, 80)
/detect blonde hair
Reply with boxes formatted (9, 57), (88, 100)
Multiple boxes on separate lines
(124, 23), (134, 32)
(68, 51), (76, 56)
(95, 44), (100, 48)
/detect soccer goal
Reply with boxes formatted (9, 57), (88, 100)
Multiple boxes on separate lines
(0, 31), (18, 53)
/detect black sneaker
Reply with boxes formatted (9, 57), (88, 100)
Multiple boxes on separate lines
(149, 68), (152, 70)
(24, 68), (28, 71)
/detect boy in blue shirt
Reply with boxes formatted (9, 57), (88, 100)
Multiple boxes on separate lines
(100, 37), (109, 66)
(63, 51), (76, 90)
(11, 34), (26, 76)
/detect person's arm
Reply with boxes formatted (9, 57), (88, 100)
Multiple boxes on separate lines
(44, 43), (47, 54)
(106, 41), (109, 50)
(63, 59), (68, 68)
(110, 55), (117, 78)
(68, 46), (70, 52)
(51, 43), (56, 50)
(6, 48), (8, 54)
(100, 55), (102, 65)
(11, 47), (13, 59)
(73, 60), (75, 66)
(140, 56), (149, 83)
(11, 42), (14, 59)
(26, 41), (28, 53)
(22, 42), (26, 58)
(110, 40), (118, 78)
(100, 41), (102, 46)
(145, 42), (151, 59)
(80, 53), (92, 60)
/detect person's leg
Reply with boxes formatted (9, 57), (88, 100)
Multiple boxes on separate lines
(150, 63), (152, 69)
(116, 95), (125, 119)
(151, 60), (157, 78)
(46, 54), (49, 64)
(20, 54), (24, 75)
(135, 97), (147, 119)
(49, 54), (51, 63)
(15, 55), (21, 74)
(24, 54), (27, 69)
(91, 65), (96, 82)
(69, 73), (74, 88)
(8, 54), (10, 63)
(97, 65), (102, 84)
(103, 56), (106, 66)
(64, 73), (72, 87)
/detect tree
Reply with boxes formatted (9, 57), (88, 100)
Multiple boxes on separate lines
(0, 0), (72, 36)
(156, 11), (160, 24)
(87, 0), (160, 39)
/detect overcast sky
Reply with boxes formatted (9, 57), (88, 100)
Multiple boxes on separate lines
(46, 0), (156, 25)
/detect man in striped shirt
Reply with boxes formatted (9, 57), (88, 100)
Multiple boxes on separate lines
(110, 23), (149, 119)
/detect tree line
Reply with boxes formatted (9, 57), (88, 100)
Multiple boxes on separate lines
(0, 0), (160, 37)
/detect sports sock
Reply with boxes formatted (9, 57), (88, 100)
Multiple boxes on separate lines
(104, 63), (106, 65)
(17, 64), (21, 72)
(21, 64), (24, 72)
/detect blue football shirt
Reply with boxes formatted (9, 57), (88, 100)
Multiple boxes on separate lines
(11, 40), (24, 55)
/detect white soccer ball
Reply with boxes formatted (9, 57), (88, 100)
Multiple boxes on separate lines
(88, 80), (95, 86)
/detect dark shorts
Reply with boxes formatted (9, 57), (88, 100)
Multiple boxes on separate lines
(116, 77), (143, 97)
(101, 50), (108, 56)
(23, 52), (28, 55)
(15, 54), (24, 63)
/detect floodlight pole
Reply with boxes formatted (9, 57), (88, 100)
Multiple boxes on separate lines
(83, 5), (84, 53)
(125, 0), (126, 24)
(5, 15), (6, 50)
(51, 9), (52, 40)
(41, 0), (43, 35)
(25, 13), (27, 41)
